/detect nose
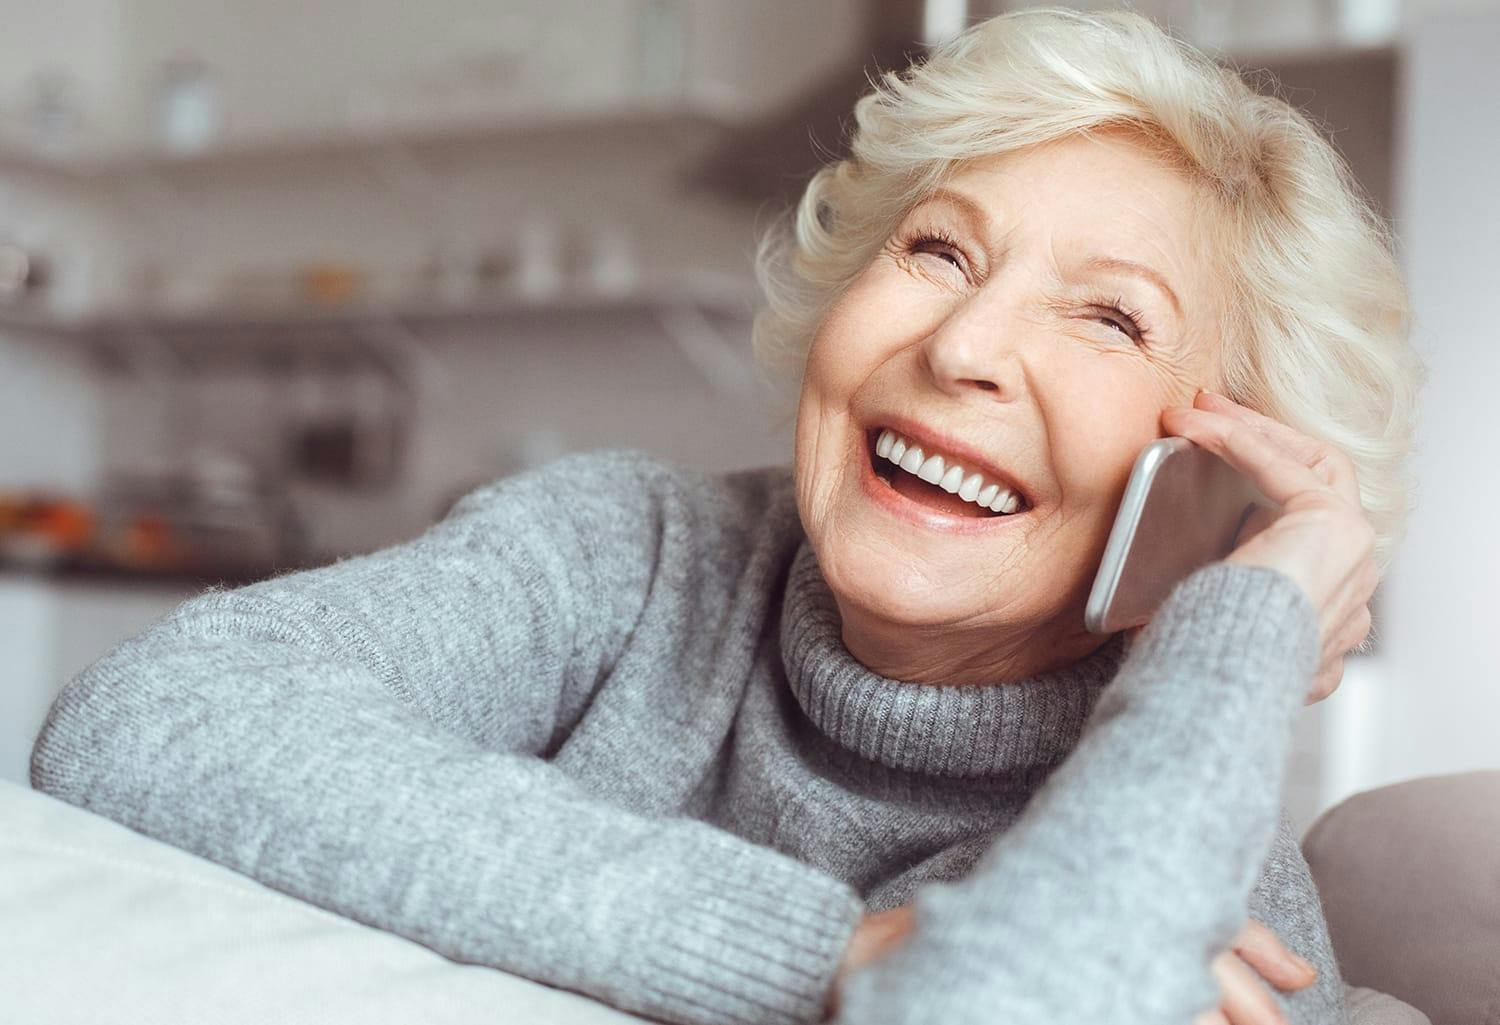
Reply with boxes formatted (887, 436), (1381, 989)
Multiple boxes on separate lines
(919, 292), (1025, 401)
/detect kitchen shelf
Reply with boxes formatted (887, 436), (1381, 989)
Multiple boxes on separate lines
(0, 270), (759, 343)
(0, 100), (737, 181)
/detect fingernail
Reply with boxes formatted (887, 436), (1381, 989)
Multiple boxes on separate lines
(1288, 951), (1317, 975)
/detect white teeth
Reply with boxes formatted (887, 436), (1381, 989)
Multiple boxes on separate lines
(872, 426), (1027, 516)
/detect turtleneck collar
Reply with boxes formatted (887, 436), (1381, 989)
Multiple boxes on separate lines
(779, 538), (1129, 782)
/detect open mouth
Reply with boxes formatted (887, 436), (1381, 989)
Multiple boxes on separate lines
(865, 427), (1029, 521)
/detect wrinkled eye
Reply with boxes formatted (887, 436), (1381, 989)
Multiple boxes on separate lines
(1084, 299), (1148, 344)
(920, 246), (962, 270)
(897, 226), (968, 277)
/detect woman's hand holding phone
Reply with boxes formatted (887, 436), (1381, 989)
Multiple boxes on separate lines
(1158, 389), (1378, 704)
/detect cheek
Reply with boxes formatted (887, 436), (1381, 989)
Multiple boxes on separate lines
(1047, 367), (1166, 503)
(806, 266), (937, 389)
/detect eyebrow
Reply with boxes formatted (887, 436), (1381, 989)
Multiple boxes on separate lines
(1083, 257), (1183, 320)
(917, 187), (1184, 320)
(920, 187), (997, 244)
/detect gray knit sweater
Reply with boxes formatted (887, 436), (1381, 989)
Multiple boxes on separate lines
(30, 446), (1346, 1025)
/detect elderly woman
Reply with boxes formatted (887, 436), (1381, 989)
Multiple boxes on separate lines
(31, 8), (1423, 1025)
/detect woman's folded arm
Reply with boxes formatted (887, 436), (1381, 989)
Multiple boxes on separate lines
(31, 619), (861, 1025)
(29, 449), (864, 1025)
(831, 560), (1341, 1025)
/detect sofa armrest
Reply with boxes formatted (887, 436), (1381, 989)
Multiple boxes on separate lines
(1301, 771), (1500, 1025)
(0, 780), (649, 1025)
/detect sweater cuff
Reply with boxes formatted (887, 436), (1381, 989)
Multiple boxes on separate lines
(630, 837), (865, 1025)
(1126, 560), (1321, 706)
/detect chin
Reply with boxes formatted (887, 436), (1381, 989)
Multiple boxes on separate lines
(816, 533), (999, 630)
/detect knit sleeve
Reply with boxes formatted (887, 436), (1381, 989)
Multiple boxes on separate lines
(1248, 813), (1351, 1025)
(829, 560), (1334, 1025)
(29, 447), (864, 1025)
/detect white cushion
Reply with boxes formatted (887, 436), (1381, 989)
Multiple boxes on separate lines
(0, 779), (645, 1025)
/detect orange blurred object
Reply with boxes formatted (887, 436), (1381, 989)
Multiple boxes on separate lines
(300, 263), (364, 305)
(97, 510), (184, 570)
(0, 494), (95, 548)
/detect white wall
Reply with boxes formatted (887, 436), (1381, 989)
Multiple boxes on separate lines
(0, 164), (117, 494)
(103, 0), (866, 155)
(0, 0), (124, 153)
(0, 331), (100, 494)
(1340, 7), (1500, 794)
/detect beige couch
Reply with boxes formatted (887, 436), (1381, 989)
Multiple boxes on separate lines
(3, 773), (1492, 1024)
(1301, 771), (1500, 1025)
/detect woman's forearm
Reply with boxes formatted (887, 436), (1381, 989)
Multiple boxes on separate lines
(830, 561), (1331, 1025)
(31, 605), (863, 1025)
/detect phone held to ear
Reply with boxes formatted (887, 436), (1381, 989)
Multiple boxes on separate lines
(1085, 436), (1273, 634)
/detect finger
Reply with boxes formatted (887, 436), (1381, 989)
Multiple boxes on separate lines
(879, 905), (915, 946)
(1195, 391), (1310, 467)
(1194, 391), (1361, 508)
(1306, 600), (1373, 704)
(1193, 391), (1319, 465)
(1347, 603), (1376, 656)
(1194, 1009), (1232, 1025)
(1321, 598), (1373, 670)
(1305, 654), (1345, 706)
(1163, 407), (1327, 508)
(1194, 391), (1360, 506)
(1213, 951), (1290, 1025)
(1335, 602), (1374, 655)
(1231, 920), (1318, 992)
(861, 906), (914, 962)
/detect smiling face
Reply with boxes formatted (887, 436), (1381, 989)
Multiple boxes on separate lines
(792, 130), (1227, 684)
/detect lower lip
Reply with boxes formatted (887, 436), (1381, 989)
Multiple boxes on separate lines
(857, 432), (1031, 535)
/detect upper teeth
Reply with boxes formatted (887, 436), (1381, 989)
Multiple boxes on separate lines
(875, 429), (1024, 514)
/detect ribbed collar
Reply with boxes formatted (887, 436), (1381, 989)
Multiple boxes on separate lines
(779, 538), (1129, 782)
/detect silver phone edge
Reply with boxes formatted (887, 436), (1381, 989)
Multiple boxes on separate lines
(1083, 437), (1194, 634)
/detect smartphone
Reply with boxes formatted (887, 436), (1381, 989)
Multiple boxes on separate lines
(1084, 437), (1273, 634)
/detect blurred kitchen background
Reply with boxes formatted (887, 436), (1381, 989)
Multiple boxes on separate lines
(1, 0), (1495, 832)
